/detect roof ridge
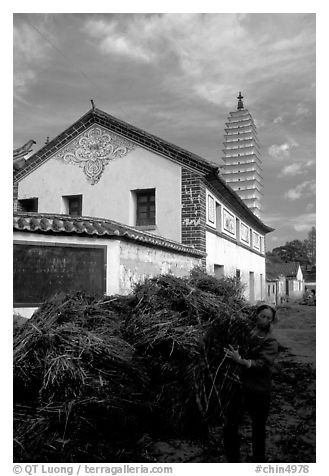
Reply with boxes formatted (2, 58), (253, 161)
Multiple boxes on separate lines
(94, 107), (216, 166)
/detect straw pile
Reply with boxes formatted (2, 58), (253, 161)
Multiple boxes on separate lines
(123, 270), (253, 435)
(14, 270), (256, 462)
(14, 292), (150, 462)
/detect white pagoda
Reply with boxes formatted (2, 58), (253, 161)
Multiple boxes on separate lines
(220, 92), (263, 218)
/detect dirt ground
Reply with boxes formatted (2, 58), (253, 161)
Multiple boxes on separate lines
(141, 303), (316, 463)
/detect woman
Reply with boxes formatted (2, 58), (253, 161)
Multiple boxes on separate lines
(223, 302), (279, 462)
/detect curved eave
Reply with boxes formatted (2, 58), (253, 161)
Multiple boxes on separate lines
(13, 212), (205, 258)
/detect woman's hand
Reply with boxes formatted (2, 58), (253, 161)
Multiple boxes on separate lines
(224, 345), (252, 368)
(225, 344), (242, 363)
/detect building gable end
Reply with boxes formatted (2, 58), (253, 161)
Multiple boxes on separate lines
(14, 108), (214, 184)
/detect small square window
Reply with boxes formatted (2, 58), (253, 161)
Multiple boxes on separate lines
(18, 198), (38, 212)
(63, 195), (82, 216)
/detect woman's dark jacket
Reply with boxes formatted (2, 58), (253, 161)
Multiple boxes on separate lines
(242, 330), (279, 395)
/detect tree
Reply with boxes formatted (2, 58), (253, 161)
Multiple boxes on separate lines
(271, 240), (309, 265)
(305, 226), (316, 265)
(265, 250), (284, 264)
(267, 227), (316, 266)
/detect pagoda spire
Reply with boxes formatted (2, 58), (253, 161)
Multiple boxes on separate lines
(221, 93), (263, 218)
(237, 91), (244, 110)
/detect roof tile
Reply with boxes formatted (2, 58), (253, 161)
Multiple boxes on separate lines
(266, 261), (301, 279)
(14, 212), (204, 258)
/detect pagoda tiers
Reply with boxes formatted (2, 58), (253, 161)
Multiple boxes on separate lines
(220, 92), (263, 218)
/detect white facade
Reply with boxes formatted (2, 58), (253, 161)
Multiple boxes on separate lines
(206, 231), (265, 302)
(205, 188), (265, 301)
(18, 126), (182, 243)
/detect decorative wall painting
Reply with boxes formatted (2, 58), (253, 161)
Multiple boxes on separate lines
(207, 194), (215, 224)
(223, 208), (235, 235)
(252, 231), (260, 250)
(240, 222), (250, 244)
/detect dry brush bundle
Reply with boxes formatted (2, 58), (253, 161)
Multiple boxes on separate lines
(14, 271), (257, 459)
(121, 272), (254, 435)
(14, 292), (150, 462)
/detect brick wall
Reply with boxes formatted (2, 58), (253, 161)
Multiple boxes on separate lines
(13, 183), (18, 212)
(181, 168), (206, 267)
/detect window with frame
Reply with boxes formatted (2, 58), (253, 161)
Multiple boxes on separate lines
(136, 189), (155, 226)
(18, 198), (38, 212)
(215, 203), (221, 232)
(63, 195), (82, 216)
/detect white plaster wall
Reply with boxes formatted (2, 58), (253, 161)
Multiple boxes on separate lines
(119, 241), (202, 294)
(206, 230), (266, 302)
(288, 279), (304, 300)
(18, 143), (182, 242)
(296, 267), (303, 281)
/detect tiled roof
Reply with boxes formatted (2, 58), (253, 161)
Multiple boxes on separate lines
(13, 107), (273, 234)
(13, 212), (204, 258)
(266, 261), (301, 279)
(266, 269), (281, 281)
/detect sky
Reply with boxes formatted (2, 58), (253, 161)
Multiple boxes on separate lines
(13, 11), (316, 250)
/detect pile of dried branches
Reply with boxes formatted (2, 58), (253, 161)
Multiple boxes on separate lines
(122, 270), (253, 435)
(14, 292), (149, 462)
(14, 270), (256, 462)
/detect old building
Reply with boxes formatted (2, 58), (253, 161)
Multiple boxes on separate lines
(302, 264), (316, 294)
(266, 261), (304, 304)
(14, 104), (274, 316)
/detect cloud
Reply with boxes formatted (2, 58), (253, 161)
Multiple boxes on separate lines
(14, 19), (52, 98)
(82, 13), (315, 107)
(280, 163), (303, 176)
(293, 212), (316, 232)
(296, 102), (309, 117)
(82, 14), (250, 104)
(285, 180), (316, 200)
(305, 203), (314, 212)
(268, 139), (299, 160)
(273, 115), (284, 124)
(279, 159), (315, 177)
(84, 18), (156, 63)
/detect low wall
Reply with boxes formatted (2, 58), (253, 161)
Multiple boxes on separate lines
(119, 240), (202, 294)
(13, 231), (202, 318)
